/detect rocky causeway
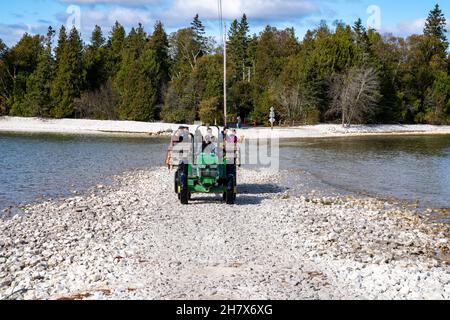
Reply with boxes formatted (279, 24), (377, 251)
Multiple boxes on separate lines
(0, 168), (449, 300)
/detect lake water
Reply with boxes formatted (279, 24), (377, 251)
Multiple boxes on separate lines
(0, 133), (449, 211)
(279, 135), (450, 209)
(0, 133), (169, 210)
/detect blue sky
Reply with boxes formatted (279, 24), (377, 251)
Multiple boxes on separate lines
(1, 0), (449, 46)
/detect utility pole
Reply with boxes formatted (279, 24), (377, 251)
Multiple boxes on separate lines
(223, 22), (227, 127)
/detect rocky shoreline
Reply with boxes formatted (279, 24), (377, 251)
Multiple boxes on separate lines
(2, 116), (450, 139)
(0, 168), (449, 300)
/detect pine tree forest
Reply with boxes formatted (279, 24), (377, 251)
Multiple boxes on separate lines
(0, 5), (449, 125)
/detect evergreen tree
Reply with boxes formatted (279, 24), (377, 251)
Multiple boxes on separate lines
(227, 19), (242, 78)
(239, 14), (250, 64)
(0, 39), (6, 56)
(0, 39), (9, 114)
(191, 14), (207, 55)
(124, 24), (147, 58)
(22, 27), (55, 117)
(228, 14), (251, 81)
(239, 14), (250, 42)
(353, 18), (371, 64)
(424, 4), (448, 43)
(367, 31), (404, 123)
(84, 25), (107, 91)
(2, 8), (450, 124)
(251, 26), (299, 122)
(51, 26), (83, 118)
(150, 21), (170, 106)
(91, 25), (105, 49)
(106, 21), (126, 78)
(226, 15), (252, 119)
(425, 70), (450, 123)
(423, 4), (449, 64)
(353, 19), (365, 39)
(332, 24), (358, 73)
(55, 26), (67, 63)
(115, 24), (160, 121)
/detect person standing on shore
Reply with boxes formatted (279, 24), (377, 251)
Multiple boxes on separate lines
(237, 116), (242, 129)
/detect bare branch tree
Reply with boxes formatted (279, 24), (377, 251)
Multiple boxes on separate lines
(0, 59), (12, 102)
(169, 29), (202, 72)
(327, 66), (381, 127)
(74, 80), (118, 120)
(274, 81), (321, 123)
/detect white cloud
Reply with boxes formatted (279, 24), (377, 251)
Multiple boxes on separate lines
(6, 0), (444, 46)
(52, 5), (155, 40)
(163, 0), (320, 25)
(107, 7), (153, 25)
(53, 0), (322, 43)
(382, 18), (426, 37)
(61, 0), (321, 30)
(59, 0), (160, 5)
(0, 23), (49, 47)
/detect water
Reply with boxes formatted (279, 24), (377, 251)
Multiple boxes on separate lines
(278, 135), (450, 209)
(0, 133), (449, 211)
(0, 133), (169, 209)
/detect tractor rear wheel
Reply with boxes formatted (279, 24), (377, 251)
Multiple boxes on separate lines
(179, 163), (189, 205)
(226, 164), (237, 185)
(174, 171), (179, 194)
(225, 175), (236, 205)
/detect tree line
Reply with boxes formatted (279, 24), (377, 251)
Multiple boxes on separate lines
(0, 5), (449, 125)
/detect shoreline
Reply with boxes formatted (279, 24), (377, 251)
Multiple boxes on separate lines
(2, 116), (450, 139)
(0, 167), (449, 300)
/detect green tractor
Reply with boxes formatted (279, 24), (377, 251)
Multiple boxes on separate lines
(168, 125), (238, 205)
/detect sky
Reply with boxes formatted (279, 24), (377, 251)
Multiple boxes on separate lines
(0, 0), (449, 46)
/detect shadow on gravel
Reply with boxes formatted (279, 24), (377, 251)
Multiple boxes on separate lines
(190, 195), (270, 205)
(236, 195), (271, 205)
(188, 183), (286, 205)
(239, 183), (287, 195)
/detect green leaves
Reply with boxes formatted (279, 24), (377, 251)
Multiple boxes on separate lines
(1, 5), (449, 125)
(21, 27), (55, 117)
(115, 35), (160, 122)
(199, 96), (221, 124)
(6, 33), (43, 116)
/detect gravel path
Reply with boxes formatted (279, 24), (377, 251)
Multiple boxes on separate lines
(0, 168), (449, 300)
